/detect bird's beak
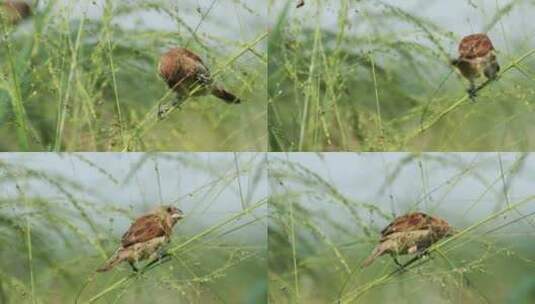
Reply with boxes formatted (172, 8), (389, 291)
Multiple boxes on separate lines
(172, 212), (184, 220)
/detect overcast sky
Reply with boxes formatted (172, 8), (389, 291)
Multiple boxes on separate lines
(1, 151), (533, 242)
(52, 0), (266, 42)
(0, 153), (267, 241)
(271, 0), (535, 59)
(270, 153), (535, 235)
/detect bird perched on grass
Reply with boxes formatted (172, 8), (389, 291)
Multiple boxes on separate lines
(361, 212), (453, 268)
(97, 206), (184, 272)
(158, 47), (240, 116)
(0, 1), (31, 24)
(451, 33), (500, 100)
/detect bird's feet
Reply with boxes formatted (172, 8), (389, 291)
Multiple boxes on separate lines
(158, 103), (168, 120)
(145, 252), (172, 269)
(128, 261), (139, 273)
(390, 256), (407, 272)
(391, 250), (431, 273)
(158, 102), (176, 120)
(158, 252), (171, 262)
(467, 87), (477, 102)
(158, 100), (183, 120)
(416, 250), (430, 260)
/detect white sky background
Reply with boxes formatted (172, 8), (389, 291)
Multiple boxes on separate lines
(0, 151), (533, 245)
(50, 0), (266, 41)
(270, 0), (535, 59)
(271, 153), (535, 236)
(0, 153), (267, 243)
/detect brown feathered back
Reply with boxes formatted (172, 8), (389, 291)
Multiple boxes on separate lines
(158, 47), (211, 92)
(97, 206), (183, 272)
(458, 33), (494, 59)
(362, 212), (452, 268)
(158, 47), (242, 104)
(380, 212), (451, 240)
(382, 212), (428, 237)
(1, 1), (32, 24)
(121, 214), (172, 248)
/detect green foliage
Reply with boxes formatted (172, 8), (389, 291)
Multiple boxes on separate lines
(268, 153), (535, 303)
(0, 153), (267, 303)
(0, 1), (267, 151)
(269, 0), (535, 151)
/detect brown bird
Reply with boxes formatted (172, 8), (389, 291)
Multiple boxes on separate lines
(158, 47), (240, 108)
(361, 212), (452, 268)
(297, 0), (305, 8)
(451, 33), (500, 100)
(0, 1), (31, 24)
(97, 206), (184, 272)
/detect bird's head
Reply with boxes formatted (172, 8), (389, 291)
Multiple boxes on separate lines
(435, 217), (454, 238)
(166, 205), (184, 222)
(156, 205), (184, 225)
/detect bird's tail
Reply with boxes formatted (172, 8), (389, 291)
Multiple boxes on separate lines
(96, 249), (126, 272)
(361, 245), (384, 268)
(211, 86), (241, 104)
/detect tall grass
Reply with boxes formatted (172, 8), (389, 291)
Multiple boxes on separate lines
(269, 0), (535, 151)
(0, 1), (267, 151)
(0, 153), (267, 303)
(269, 153), (535, 303)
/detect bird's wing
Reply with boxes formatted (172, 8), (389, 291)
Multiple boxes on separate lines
(178, 49), (212, 85)
(459, 34), (493, 59)
(380, 212), (432, 239)
(181, 48), (205, 65)
(121, 214), (166, 248)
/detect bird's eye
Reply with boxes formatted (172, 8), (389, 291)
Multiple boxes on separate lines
(167, 207), (172, 212)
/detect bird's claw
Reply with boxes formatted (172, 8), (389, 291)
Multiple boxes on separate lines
(416, 250), (430, 260)
(467, 87), (477, 101)
(144, 252), (172, 269)
(391, 256), (406, 272)
(129, 261), (139, 273)
(158, 101), (183, 120)
(158, 104), (168, 120)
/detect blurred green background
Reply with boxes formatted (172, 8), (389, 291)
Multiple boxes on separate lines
(269, 0), (535, 151)
(269, 153), (535, 303)
(0, 0), (267, 151)
(0, 153), (267, 303)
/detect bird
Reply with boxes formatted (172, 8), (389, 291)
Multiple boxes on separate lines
(97, 206), (184, 272)
(0, 1), (31, 25)
(451, 33), (500, 100)
(361, 212), (453, 268)
(158, 47), (240, 114)
(297, 0), (305, 8)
